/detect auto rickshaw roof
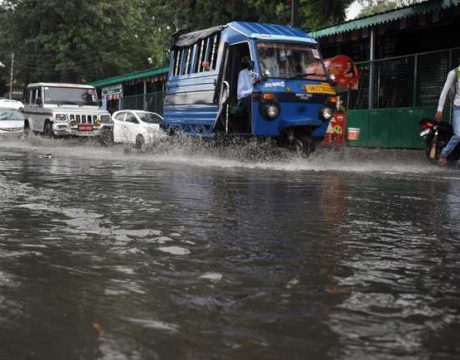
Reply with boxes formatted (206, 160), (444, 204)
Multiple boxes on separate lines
(171, 21), (316, 49)
(228, 21), (316, 44)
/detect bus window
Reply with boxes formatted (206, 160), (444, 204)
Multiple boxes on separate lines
(195, 40), (204, 73)
(173, 50), (181, 76)
(210, 33), (220, 70)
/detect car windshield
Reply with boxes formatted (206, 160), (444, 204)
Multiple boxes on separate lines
(43, 86), (98, 106)
(257, 42), (328, 80)
(136, 112), (163, 124)
(0, 109), (24, 121)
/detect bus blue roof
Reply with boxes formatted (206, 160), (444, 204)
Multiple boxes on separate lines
(227, 21), (316, 44)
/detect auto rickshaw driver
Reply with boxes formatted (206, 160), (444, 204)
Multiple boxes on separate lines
(236, 56), (258, 132)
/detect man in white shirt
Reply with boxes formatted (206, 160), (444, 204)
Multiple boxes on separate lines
(237, 57), (256, 101)
(435, 65), (460, 164)
(237, 57), (257, 132)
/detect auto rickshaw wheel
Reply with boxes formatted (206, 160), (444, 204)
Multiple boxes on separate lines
(294, 134), (315, 156)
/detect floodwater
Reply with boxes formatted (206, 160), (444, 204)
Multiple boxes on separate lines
(0, 136), (459, 360)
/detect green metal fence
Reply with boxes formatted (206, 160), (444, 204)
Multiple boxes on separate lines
(347, 46), (460, 148)
(350, 46), (460, 110)
(121, 91), (164, 115)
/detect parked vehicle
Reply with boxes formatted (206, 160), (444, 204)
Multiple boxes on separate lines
(164, 21), (338, 154)
(419, 118), (460, 163)
(23, 83), (113, 143)
(0, 98), (24, 111)
(112, 110), (165, 148)
(0, 107), (24, 135)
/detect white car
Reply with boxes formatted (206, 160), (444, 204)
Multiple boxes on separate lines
(112, 110), (165, 148)
(0, 108), (24, 135)
(0, 98), (24, 111)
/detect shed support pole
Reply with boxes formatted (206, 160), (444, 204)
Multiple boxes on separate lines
(143, 80), (147, 110)
(369, 28), (375, 110)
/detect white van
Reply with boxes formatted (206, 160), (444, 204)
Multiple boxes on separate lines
(23, 83), (113, 141)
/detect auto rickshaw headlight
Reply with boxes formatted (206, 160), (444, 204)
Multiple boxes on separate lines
(322, 107), (333, 120)
(267, 104), (279, 118)
(260, 102), (280, 120)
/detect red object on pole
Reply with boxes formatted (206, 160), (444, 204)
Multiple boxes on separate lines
(322, 112), (346, 145)
(323, 55), (359, 93)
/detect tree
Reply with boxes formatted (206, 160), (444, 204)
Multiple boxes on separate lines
(1, 0), (157, 84)
(0, 0), (354, 87)
(356, 0), (423, 18)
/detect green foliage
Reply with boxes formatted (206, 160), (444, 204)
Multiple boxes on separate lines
(356, 0), (421, 18)
(0, 0), (353, 87)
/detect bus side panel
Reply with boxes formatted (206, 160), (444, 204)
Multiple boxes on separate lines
(164, 73), (219, 135)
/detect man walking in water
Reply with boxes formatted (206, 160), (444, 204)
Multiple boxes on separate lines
(435, 65), (460, 165)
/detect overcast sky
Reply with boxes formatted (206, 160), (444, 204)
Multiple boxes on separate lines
(346, 0), (363, 20)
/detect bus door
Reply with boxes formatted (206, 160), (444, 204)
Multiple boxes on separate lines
(220, 42), (252, 134)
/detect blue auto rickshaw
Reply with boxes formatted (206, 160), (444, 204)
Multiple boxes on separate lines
(164, 21), (337, 154)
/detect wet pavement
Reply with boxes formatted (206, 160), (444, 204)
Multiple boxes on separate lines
(0, 137), (460, 359)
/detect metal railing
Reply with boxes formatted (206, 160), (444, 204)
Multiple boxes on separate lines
(120, 91), (164, 115)
(114, 47), (460, 114)
(349, 46), (460, 110)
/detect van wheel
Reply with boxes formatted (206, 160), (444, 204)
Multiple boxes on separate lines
(44, 121), (54, 138)
(135, 134), (145, 149)
(24, 121), (30, 136)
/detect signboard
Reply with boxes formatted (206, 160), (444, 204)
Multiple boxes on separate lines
(102, 85), (122, 97)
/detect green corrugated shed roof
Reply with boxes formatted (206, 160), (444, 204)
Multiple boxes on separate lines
(310, 0), (460, 38)
(91, 66), (169, 88)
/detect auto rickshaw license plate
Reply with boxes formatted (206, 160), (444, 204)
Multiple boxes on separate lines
(304, 83), (336, 95)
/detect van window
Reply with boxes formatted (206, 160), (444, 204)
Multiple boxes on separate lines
(28, 88), (38, 105)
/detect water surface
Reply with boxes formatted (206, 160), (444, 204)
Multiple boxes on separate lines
(0, 137), (459, 359)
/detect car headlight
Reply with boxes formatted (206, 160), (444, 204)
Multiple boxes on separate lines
(322, 107), (333, 120)
(101, 115), (112, 123)
(55, 113), (67, 121)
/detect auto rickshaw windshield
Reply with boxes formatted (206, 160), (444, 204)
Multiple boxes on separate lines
(256, 42), (327, 81)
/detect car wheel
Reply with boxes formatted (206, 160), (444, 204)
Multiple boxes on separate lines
(135, 134), (145, 149)
(101, 128), (114, 146)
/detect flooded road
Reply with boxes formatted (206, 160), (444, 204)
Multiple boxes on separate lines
(1, 137), (460, 359)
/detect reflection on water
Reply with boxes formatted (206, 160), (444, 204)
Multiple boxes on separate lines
(0, 138), (459, 359)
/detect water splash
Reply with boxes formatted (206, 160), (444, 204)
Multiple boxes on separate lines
(0, 135), (457, 176)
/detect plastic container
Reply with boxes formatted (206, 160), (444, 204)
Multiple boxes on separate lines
(347, 127), (360, 141)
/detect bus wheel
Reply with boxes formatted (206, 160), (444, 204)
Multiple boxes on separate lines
(44, 121), (54, 138)
(135, 134), (145, 149)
